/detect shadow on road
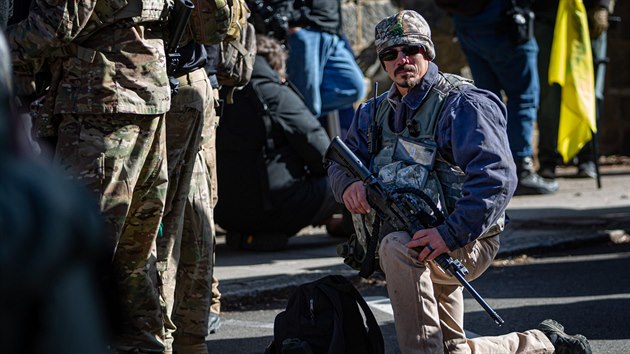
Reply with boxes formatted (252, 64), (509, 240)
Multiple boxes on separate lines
(466, 241), (630, 341)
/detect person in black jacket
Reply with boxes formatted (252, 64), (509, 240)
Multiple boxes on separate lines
(215, 34), (346, 251)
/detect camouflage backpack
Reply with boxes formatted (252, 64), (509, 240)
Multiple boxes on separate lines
(188, 0), (230, 45)
(188, 0), (252, 44)
(188, 0), (251, 49)
(216, 0), (256, 103)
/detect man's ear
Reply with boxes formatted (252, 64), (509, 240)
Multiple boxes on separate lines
(420, 47), (431, 61)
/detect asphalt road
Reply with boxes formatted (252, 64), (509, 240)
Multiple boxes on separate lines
(205, 240), (630, 353)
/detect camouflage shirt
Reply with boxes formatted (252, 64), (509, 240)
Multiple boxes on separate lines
(8, 0), (171, 115)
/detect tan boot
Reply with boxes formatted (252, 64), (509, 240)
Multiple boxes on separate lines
(172, 334), (208, 354)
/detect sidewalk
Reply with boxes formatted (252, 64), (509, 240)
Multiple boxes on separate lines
(214, 165), (630, 303)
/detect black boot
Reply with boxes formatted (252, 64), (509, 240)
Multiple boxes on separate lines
(538, 319), (592, 354)
(577, 161), (597, 179)
(515, 157), (559, 195)
(225, 231), (289, 251)
(537, 163), (556, 180)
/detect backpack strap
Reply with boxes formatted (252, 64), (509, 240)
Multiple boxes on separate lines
(249, 80), (276, 152)
(244, 79), (276, 211)
(317, 275), (385, 354)
(358, 214), (381, 279)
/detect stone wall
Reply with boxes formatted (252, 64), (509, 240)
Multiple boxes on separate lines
(600, 1), (630, 155)
(340, 0), (630, 156)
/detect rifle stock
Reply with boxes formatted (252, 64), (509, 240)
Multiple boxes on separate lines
(324, 136), (504, 326)
(167, 0), (194, 94)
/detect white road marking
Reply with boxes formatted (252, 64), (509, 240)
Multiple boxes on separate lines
(222, 318), (275, 329)
(365, 295), (395, 316)
(364, 295), (480, 338)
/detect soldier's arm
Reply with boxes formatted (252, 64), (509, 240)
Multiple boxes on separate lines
(12, 60), (37, 99)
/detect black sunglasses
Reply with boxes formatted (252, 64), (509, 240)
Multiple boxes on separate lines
(379, 45), (423, 62)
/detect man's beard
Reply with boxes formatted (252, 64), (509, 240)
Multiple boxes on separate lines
(397, 77), (419, 88)
(395, 65), (419, 88)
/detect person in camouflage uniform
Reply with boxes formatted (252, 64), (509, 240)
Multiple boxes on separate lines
(158, 34), (222, 354)
(204, 43), (223, 335)
(156, 3), (227, 354)
(7, 0), (172, 352)
(167, 95), (221, 349)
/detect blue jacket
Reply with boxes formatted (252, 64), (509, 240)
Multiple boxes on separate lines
(328, 63), (518, 251)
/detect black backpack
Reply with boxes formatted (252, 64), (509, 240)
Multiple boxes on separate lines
(265, 275), (384, 354)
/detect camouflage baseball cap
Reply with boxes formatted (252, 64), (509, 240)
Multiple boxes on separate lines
(375, 10), (435, 61)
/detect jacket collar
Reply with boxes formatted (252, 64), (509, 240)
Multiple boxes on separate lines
(252, 55), (281, 83)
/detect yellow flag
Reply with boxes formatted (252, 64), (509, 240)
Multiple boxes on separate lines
(548, 0), (597, 163)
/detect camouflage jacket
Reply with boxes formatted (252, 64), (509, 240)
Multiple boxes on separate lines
(8, 0), (171, 115)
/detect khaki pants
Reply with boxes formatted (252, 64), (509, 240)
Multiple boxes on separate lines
(378, 232), (554, 354)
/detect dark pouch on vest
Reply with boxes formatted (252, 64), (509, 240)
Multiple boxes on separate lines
(503, 2), (535, 45)
(393, 137), (437, 169)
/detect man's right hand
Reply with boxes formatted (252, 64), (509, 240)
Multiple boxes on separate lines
(342, 181), (371, 214)
(288, 26), (302, 35)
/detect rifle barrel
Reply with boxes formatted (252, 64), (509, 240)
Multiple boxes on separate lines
(453, 270), (504, 326)
(168, 0), (194, 53)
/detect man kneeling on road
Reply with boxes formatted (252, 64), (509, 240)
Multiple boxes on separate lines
(327, 9), (592, 354)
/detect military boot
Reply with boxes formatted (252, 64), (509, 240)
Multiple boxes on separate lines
(538, 319), (592, 354)
(515, 157), (559, 195)
(172, 334), (208, 354)
(225, 231), (288, 251)
(207, 312), (222, 335)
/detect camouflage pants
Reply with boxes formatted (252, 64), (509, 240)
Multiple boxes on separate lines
(210, 275), (221, 315)
(55, 112), (168, 352)
(157, 68), (217, 348)
(205, 89), (221, 317)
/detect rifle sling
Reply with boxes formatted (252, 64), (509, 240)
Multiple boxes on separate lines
(358, 214), (381, 278)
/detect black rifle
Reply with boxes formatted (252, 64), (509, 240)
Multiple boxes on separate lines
(166, 0), (194, 95)
(324, 137), (504, 326)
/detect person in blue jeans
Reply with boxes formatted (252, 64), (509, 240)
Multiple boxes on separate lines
(286, 0), (365, 134)
(438, 0), (558, 195)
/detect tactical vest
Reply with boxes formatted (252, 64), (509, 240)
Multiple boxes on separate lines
(345, 73), (503, 271)
(371, 73), (470, 215)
